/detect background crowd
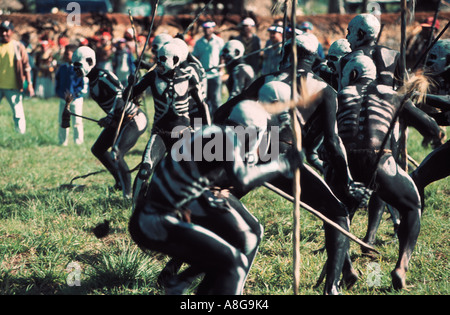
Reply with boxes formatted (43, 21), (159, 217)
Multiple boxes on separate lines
(5, 15), (326, 98)
(0, 14), (442, 138)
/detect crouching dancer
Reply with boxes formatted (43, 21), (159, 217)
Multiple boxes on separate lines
(129, 101), (300, 294)
(72, 46), (148, 198)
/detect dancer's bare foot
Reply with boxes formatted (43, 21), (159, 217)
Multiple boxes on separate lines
(391, 268), (406, 290)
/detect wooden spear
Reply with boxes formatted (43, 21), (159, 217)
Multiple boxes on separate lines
(112, 0), (160, 150)
(398, 0), (409, 172)
(288, 0), (302, 296)
(400, 0), (408, 83)
(263, 183), (380, 254)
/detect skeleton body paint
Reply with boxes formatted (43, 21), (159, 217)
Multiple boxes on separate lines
(127, 38), (211, 215)
(411, 39), (450, 210)
(72, 46), (148, 199)
(338, 14), (422, 291)
(222, 40), (255, 100)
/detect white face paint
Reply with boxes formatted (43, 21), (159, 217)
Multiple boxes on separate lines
(228, 100), (270, 164)
(426, 39), (450, 75)
(151, 33), (172, 55)
(327, 38), (351, 73)
(72, 46), (96, 77)
(221, 40), (245, 63)
(340, 52), (377, 87)
(346, 14), (381, 50)
(171, 38), (189, 64)
(157, 41), (188, 75)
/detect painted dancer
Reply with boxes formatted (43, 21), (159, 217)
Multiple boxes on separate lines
(213, 33), (367, 293)
(216, 32), (362, 213)
(337, 15), (428, 289)
(256, 80), (363, 294)
(72, 46), (148, 199)
(129, 101), (301, 295)
(156, 99), (268, 294)
(411, 39), (450, 210)
(126, 38), (210, 205)
(221, 39), (255, 100)
(318, 38), (352, 90)
(338, 14), (443, 255)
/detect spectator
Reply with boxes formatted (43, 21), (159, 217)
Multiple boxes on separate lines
(20, 32), (36, 96)
(0, 20), (34, 134)
(113, 38), (136, 87)
(54, 36), (70, 66)
(299, 21), (325, 58)
(95, 32), (114, 72)
(78, 37), (89, 47)
(136, 35), (148, 58)
(262, 24), (284, 75)
(235, 17), (262, 75)
(124, 28), (137, 57)
(192, 21), (224, 114)
(55, 44), (88, 146)
(35, 39), (56, 98)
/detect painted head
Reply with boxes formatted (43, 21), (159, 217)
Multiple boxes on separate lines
(346, 14), (381, 50)
(221, 40), (245, 63)
(227, 100), (271, 164)
(327, 38), (352, 73)
(72, 46), (96, 77)
(426, 39), (450, 76)
(156, 39), (189, 75)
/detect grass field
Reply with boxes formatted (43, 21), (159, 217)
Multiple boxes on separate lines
(0, 95), (448, 295)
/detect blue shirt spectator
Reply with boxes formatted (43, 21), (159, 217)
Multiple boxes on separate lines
(55, 62), (86, 99)
(55, 44), (88, 146)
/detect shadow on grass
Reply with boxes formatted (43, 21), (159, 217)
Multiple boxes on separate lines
(0, 246), (165, 295)
(0, 271), (161, 295)
(0, 183), (130, 219)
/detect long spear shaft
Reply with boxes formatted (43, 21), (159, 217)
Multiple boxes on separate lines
(183, 0), (214, 37)
(128, 10), (151, 138)
(423, 1), (441, 66)
(112, 0), (160, 149)
(282, 0), (289, 61)
(289, 0), (301, 296)
(398, 0), (408, 171)
(263, 183), (380, 254)
(412, 20), (450, 72)
(400, 0), (407, 83)
(67, 111), (99, 123)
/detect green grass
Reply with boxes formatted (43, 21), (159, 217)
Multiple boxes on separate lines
(0, 95), (449, 295)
